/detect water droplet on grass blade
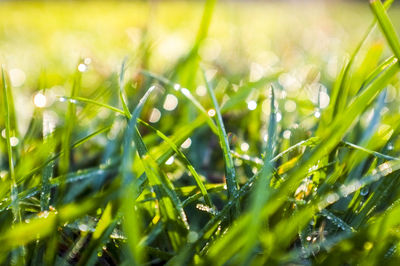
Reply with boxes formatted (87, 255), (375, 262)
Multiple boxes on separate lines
(247, 100), (257, 110)
(181, 138), (192, 149)
(79, 224), (89, 232)
(326, 193), (339, 204)
(165, 156), (174, 165)
(163, 94), (178, 111)
(181, 88), (190, 96)
(10, 137), (19, 147)
(276, 112), (282, 122)
(149, 108), (161, 123)
(240, 142), (249, 152)
(208, 109), (216, 117)
(33, 92), (47, 108)
(0, 170), (7, 180)
(283, 130), (291, 139)
(78, 63), (88, 72)
(84, 58), (92, 65)
(360, 187), (369, 196)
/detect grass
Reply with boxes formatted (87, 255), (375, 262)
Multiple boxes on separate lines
(1, 0), (400, 265)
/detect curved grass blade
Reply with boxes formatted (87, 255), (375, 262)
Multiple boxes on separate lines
(58, 96), (126, 117)
(341, 140), (399, 161)
(203, 69), (239, 219)
(2, 68), (25, 265)
(370, 0), (400, 61)
(118, 58), (132, 119)
(133, 127), (189, 251)
(118, 85), (156, 264)
(1, 68), (20, 222)
(138, 118), (214, 208)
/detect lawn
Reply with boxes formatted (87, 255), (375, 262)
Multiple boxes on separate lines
(1, 0), (400, 265)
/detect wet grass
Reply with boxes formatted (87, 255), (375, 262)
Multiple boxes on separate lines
(1, 0), (400, 265)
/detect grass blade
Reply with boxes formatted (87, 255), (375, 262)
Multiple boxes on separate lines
(138, 118), (214, 208)
(370, 0), (400, 60)
(203, 69), (239, 219)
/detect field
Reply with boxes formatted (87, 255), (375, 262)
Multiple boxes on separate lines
(1, 0), (400, 265)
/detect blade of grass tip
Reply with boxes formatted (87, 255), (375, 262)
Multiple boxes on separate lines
(370, 0), (400, 61)
(138, 118), (214, 209)
(203, 68), (239, 220)
(2, 68), (25, 264)
(120, 85), (156, 186)
(119, 58), (132, 119)
(118, 85), (157, 264)
(1, 68), (20, 222)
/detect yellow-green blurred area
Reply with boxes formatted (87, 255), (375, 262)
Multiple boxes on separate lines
(1, 1), (399, 80)
(1, 1), (399, 135)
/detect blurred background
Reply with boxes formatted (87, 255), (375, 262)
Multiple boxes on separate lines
(1, 0), (399, 159)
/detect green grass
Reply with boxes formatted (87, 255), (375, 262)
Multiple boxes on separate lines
(1, 0), (400, 265)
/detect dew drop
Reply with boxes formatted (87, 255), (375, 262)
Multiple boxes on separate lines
(181, 138), (192, 149)
(360, 187), (369, 196)
(208, 109), (216, 117)
(34, 93), (47, 108)
(247, 100), (257, 111)
(149, 108), (161, 123)
(240, 142), (250, 152)
(79, 224), (89, 232)
(78, 63), (88, 72)
(10, 137), (19, 147)
(163, 94), (178, 111)
(165, 156), (174, 165)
